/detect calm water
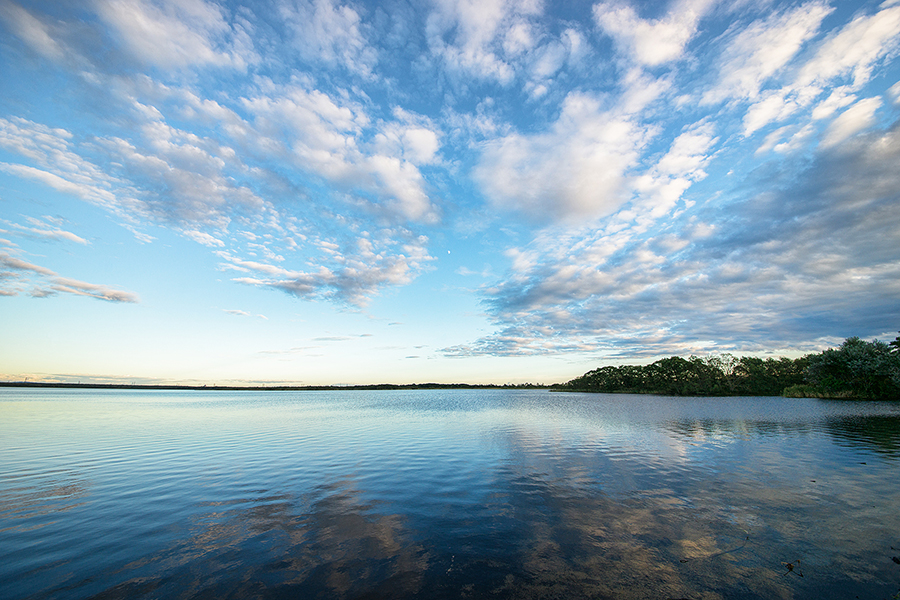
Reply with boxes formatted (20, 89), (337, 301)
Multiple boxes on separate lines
(2, 389), (900, 599)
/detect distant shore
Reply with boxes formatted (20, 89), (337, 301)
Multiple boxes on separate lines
(0, 381), (551, 392)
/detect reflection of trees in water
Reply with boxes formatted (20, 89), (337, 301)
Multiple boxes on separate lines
(665, 415), (900, 458)
(825, 416), (900, 457)
(666, 418), (815, 440)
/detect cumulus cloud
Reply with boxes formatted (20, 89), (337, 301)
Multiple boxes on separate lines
(373, 109), (443, 166)
(475, 92), (651, 223)
(594, 0), (716, 66)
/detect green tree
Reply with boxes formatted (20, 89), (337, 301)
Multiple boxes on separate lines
(805, 337), (900, 399)
(734, 356), (807, 395)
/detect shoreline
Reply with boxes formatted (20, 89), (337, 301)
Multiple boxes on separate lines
(0, 381), (551, 392)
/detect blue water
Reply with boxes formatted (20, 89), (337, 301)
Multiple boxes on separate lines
(2, 388), (899, 599)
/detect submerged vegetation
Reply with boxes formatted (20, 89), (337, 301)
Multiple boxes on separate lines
(561, 334), (900, 400)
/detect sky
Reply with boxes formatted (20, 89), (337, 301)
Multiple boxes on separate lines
(1, 0), (899, 386)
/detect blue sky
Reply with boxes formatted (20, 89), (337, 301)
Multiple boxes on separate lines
(1, 0), (899, 385)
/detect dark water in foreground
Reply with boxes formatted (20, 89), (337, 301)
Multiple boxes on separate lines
(2, 389), (900, 600)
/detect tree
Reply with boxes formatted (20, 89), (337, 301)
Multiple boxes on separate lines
(804, 337), (900, 399)
(734, 356), (807, 395)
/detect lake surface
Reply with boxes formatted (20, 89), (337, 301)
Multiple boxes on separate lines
(2, 388), (900, 599)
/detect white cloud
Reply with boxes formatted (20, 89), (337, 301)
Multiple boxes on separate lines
(0, 117), (136, 216)
(0, 251), (139, 302)
(0, 252), (55, 276)
(279, 0), (377, 76)
(364, 155), (435, 222)
(739, 4), (900, 136)
(594, 0), (716, 66)
(94, 0), (255, 69)
(4, 217), (90, 245)
(4, 0), (900, 354)
(795, 5), (900, 90)
(888, 81), (900, 104)
(0, 1), (67, 60)
(97, 117), (268, 228)
(821, 97), (882, 148)
(502, 21), (534, 56)
(425, 0), (542, 83)
(0, 162), (120, 208)
(402, 128), (441, 165)
(528, 39), (567, 80)
(1, 83), (441, 304)
(475, 92), (651, 223)
(184, 230), (225, 247)
(755, 124), (814, 154)
(702, 1), (832, 105)
(0, 112), (276, 244)
(218, 229), (435, 306)
(741, 91), (800, 136)
(372, 109), (443, 167)
(244, 84), (439, 223)
(810, 86), (856, 120)
(632, 120), (717, 217)
(50, 277), (140, 302)
(462, 118), (900, 357)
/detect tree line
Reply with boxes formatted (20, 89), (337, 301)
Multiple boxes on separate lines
(558, 334), (900, 399)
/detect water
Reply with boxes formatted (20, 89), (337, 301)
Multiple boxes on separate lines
(2, 389), (899, 599)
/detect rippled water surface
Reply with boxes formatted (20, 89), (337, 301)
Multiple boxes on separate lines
(2, 389), (900, 599)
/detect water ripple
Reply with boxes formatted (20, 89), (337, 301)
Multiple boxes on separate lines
(2, 389), (899, 599)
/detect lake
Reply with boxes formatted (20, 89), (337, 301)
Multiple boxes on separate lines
(2, 388), (899, 599)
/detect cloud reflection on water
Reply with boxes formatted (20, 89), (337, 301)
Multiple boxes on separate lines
(79, 430), (899, 598)
(3, 391), (900, 600)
